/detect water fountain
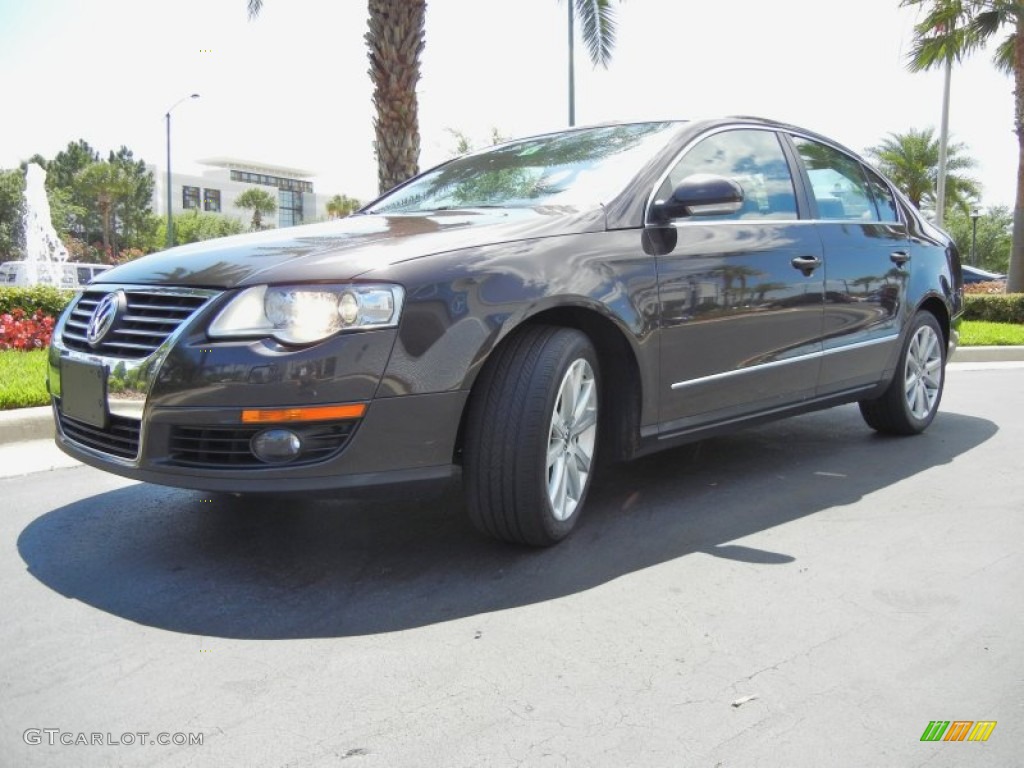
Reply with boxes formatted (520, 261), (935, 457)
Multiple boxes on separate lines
(20, 163), (70, 285)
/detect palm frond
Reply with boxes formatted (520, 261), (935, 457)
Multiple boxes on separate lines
(994, 31), (1015, 73)
(573, 0), (617, 68)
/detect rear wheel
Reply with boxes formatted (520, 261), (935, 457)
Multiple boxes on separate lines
(463, 326), (599, 546)
(859, 311), (945, 435)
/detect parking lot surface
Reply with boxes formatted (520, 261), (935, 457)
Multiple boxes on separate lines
(1, 364), (1021, 767)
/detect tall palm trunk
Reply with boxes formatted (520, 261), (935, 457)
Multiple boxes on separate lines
(367, 0), (426, 194)
(1010, 14), (1024, 293)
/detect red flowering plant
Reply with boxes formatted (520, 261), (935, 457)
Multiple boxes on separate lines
(0, 308), (56, 350)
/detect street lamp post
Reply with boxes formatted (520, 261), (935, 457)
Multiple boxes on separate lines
(970, 207), (981, 266)
(165, 93), (200, 249)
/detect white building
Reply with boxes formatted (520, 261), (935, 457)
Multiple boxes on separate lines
(150, 158), (330, 230)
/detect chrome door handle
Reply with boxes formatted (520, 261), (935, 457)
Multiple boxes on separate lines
(791, 255), (822, 276)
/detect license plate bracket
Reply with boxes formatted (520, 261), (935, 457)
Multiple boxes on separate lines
(61, 358), (108, 428)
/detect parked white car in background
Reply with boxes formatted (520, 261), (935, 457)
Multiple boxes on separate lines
(0, 260), (111, 289)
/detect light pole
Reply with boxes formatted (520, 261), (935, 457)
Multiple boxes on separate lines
(970, 207), (981, 266)
(165, 93), (200, 248)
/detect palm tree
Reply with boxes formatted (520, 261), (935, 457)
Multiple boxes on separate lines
(566, 0), (619, 126)
(76, 162), (133, 258)
(326, 194), (361, 219)
(234, 188), (277, 230)
(865, 127), (980, 214)
(901, 0), (1023, 291)
(248, 1), (621, 193)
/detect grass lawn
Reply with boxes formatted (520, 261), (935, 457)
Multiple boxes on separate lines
(0, 349), (49, 410)
(960, 320), (1024, 347)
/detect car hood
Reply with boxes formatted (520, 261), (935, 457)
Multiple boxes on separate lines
(93, 206), (607, 289)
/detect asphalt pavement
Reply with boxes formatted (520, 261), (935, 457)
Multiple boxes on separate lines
(0, 351), (1022, 766)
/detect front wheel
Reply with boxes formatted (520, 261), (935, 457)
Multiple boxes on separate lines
(463, 326), (599, 546)
(859, 311), (946, 435)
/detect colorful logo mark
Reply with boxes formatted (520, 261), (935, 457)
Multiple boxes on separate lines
(920, 721), (997, 742)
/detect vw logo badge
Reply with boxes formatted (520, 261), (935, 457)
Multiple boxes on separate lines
(86, 291), (125, 347)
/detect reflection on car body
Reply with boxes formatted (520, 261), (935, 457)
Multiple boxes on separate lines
(48, 118), (963, 546)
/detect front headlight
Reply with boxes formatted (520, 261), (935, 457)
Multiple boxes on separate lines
(208, 284), (405, 344)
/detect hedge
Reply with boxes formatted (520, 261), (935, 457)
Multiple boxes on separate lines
(963, 293), (1024, 324)
(0, 286), (76, 317)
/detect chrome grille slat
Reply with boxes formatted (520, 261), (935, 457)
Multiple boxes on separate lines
(61, 288), (212, 359)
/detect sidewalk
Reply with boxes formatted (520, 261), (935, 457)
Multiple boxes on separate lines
(1, 347), (1022, 479)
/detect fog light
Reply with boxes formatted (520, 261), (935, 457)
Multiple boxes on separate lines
(251, 429), (302, 463)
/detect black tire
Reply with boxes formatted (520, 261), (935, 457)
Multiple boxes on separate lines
(463, 326), (600, 546)
(859, 311), (946, 435)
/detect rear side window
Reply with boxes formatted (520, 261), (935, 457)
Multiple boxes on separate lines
(792, 137), (880, 222)
(659, 129), (798, 220)
(863, 167), (900, 222)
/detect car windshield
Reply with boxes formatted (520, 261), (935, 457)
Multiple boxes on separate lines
(367, 122), (680, 214)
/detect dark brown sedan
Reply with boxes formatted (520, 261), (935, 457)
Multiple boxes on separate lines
(49, 118), (963, 545)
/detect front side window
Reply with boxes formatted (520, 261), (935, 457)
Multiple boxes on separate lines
(657, 129), (798, 220)
(793, 137), (879, 222)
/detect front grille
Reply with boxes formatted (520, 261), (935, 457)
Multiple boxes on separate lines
(57, 407), (140, 460)
(62, 289), (211, 358)
(168, 422), (358, 468)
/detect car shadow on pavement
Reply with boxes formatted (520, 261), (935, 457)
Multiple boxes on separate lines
(18, 405), (996, 639)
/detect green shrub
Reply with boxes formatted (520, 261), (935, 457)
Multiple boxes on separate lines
(0, 349), (49, 410)
(962, 293), (1024, 324)
(0, 286), (76, 317)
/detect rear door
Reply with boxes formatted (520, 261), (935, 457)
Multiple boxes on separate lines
(653, 128), (826, 434)
(787, 135), (910, 395)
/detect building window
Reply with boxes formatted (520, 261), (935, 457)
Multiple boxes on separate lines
(182, 186), (201, 210)
(230, 170), (313, 194)
(203, 189), (221, 212)
(279, 189), (303, 227)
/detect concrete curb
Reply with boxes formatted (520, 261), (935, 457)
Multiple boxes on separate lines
(0, 405), (53, 446)
(1, 347), (1021, 449)
(950, 345), (1024, 363)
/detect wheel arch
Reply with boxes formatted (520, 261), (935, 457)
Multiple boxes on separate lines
(915, 294), (952, 349)
(454, 304), (646, 466)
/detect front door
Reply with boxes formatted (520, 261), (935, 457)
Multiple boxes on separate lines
(654, 128), (825, 435)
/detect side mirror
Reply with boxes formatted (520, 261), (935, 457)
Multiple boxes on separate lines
(651, 174), (744, 222)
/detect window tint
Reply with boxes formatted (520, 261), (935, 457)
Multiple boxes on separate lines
(793, 137), (879, 222)
(658, 129), (797, 220)
(863, 167), (899, 222)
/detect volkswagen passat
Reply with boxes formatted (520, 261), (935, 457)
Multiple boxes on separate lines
(49, 118), (963, 545)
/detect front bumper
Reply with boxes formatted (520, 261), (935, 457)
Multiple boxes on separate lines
(49, 285), (467, 495)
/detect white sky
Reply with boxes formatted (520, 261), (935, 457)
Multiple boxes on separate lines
(0, 0), (1017, 209)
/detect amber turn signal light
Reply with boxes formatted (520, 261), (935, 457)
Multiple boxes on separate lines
(241, 403), (367, 423)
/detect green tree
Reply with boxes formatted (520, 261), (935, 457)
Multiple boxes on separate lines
(108, 146), (156, 252)
(76, 161), (134, 257)
(944, 205), (1013, 272)
(445, 127), (511, 157)
(901, 0), (1024, 291)
(0, 169), (26, 258)
(865, 127), (980, 214)
(247, 1), (620, 193)
(40, 140), (101, 243)
(234, 187), (277, 230)
(326, 194), (361, 219)
(152, 210), (246, 248)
